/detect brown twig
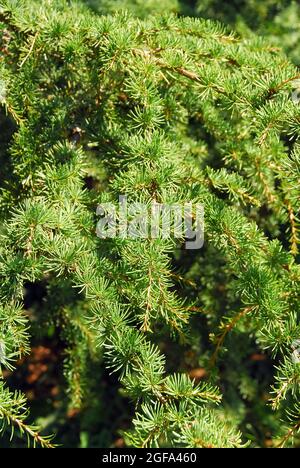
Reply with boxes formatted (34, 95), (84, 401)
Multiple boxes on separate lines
(210, 305), (257, 367)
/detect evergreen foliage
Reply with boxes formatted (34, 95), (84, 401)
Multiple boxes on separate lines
(0, 0), (299, 448)
(193, 0), (300, 66)
(86, 0), (181, 18)
(85, 0), (300, 66)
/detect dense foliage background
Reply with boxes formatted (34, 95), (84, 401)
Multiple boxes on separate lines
(0, 0), (299, 448)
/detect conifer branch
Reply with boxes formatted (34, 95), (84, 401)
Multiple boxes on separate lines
(210, 306), (257, 367)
